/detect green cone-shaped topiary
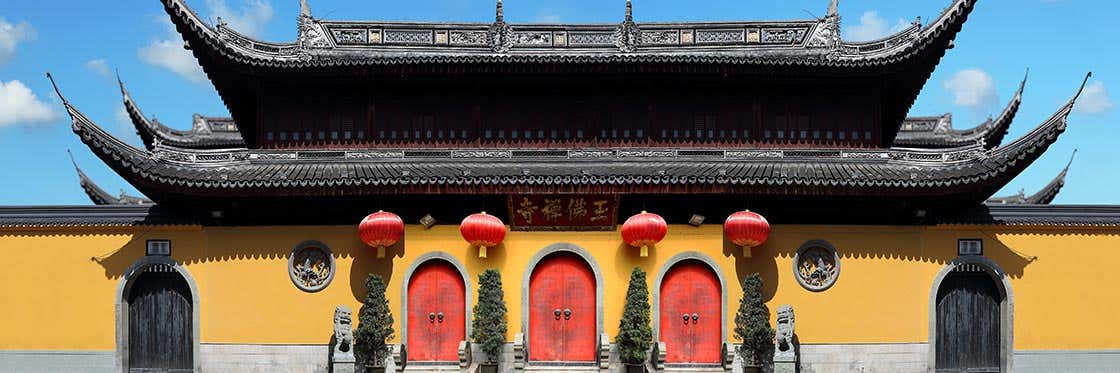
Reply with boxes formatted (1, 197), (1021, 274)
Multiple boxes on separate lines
(735, 274), (774, 367)
(617, 267), (653, 365)
(471, 269), (509, 363)
(355, 274), (394, 367)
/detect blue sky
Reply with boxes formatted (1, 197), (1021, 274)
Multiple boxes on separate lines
(0, 0), (1115, 205)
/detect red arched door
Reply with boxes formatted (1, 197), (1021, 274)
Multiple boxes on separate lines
(529, 252), (597, 363)
(407, 260), (467, 362)
(660, 260), (721, 364)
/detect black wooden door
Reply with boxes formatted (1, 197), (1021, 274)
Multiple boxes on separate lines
(128, 267), (193, 372)
(935, 268), (1001, 373)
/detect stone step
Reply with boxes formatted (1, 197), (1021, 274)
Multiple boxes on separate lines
(404, 363), (462, 372)
(522, 364), (600, 372)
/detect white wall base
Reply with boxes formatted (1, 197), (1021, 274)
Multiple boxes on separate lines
(200, 343), (329, 373)
(798, 343), (928, 373)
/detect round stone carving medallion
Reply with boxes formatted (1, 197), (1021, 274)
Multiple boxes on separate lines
(793, 240), (840, 292)
(289, 240), (335, 292)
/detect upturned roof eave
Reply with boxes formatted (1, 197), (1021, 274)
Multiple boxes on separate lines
(120, 78), (246, 151)
(160, 0), (974, 71)
(988, 150), (1074, 205)
(55, 72), (1085, 205)
(894, 69), (1026, 149)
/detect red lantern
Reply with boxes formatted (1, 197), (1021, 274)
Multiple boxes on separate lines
(621, 211), (667, 257)
(460, 212), (506, 258)
(724, 210), (770, 257)
(360, 211), (404, 258)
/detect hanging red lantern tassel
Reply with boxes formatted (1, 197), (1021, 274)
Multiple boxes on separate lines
(359, 211), (405, 258)
(724, 210), (770, 257)
(621, 211), (667, 257)
(460, 212), (506, 258)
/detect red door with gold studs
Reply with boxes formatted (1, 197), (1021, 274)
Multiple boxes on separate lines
(407, 261), (467, 362)
(660, 261), (721, 364)
(529, 253), (597, 363)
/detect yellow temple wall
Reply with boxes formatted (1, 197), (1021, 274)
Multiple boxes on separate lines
(1, 224), (1117, 352)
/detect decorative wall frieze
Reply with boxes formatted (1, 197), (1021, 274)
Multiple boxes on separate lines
(384, 29), (434, 45)
(309, 22), (828, 51)
(250, 153), (297, 160)
(514, 32), (553, 46)
(449, 31), (488, 46)
(452, 150), (512, 158)
(761, 28), (808, 44)
(345, 151), (406, 159)
(568, 150), (615, 159)
(640, 30), (680, 46)
(617, 150), (675, 158)
(331, 28), (367, 45)
(726, 150), (783, 159)
(696, 29), (744, 44)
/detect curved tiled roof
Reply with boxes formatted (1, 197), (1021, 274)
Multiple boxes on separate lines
(894, 71), (1026, 149)
(69, 152), (152, 206)
(160, 0), (971, 70)
(53, 72), (1090, 204)
(160, 0), (977, 148)
(120, 78), (244, 150)
(987, 150), (1074, 205)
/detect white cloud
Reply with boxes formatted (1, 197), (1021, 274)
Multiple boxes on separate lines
(1075, 81), (1115, 114)
(944, 69), (999, 111)
(138, 30), (207, 84)
(0, 18), (36, 65)
(843, 11), (910, 42)
(115, 106), (131, 126)
(207, 0), (274, 38)
(0, 80), (59, 128)
(85, 59), (112, 78)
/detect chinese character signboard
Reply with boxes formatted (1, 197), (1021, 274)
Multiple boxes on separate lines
(507, 195), (620, 231)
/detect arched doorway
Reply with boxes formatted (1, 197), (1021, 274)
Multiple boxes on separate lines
(122, 262), (194, 372)
(528, 252), (597, 363)
(405, 259), (467, 363)
(930, 258), (1013, 373)
(656, 256), (724, 366)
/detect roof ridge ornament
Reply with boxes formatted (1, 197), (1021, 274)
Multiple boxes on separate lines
(614, 0), (640, 53)
(807, 0), (841, 50)
(489, 0), (514, 53)
(297, 0), (330, 51)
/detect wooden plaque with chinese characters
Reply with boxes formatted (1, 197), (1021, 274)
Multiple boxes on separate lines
(507, 195), (619, 231)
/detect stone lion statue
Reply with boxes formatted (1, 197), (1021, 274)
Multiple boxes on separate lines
(775, 304), (795, 358)
(333, 305), (354, 359)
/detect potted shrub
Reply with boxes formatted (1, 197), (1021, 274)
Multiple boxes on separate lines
(355, 274), (394, 373)
(471, 269), (508, 373)
(734, 274), (773, 373)
(617, 267), (652, 373)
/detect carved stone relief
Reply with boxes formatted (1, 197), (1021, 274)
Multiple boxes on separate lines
(289, 240), (335, 292)
(793, 240), (840, 292)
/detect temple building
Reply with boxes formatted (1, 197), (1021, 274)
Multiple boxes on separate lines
(2, 0), (1119, 372)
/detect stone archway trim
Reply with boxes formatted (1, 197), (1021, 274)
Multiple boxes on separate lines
(927, 255), (1014, 373)
(115, 256), (201, 373)
(652, 251), (728, 345)
(520, 243), (605, 364)
(400, 252), (473, 350)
